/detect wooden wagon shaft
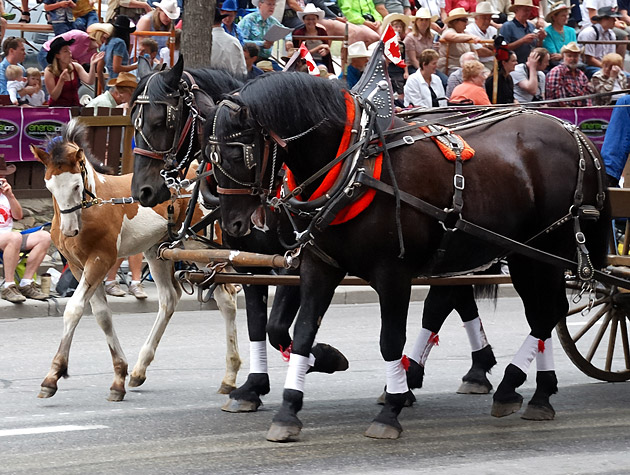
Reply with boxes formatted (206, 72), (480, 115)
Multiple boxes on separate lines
(177, 270), (513, 286)
(159, 248), (295, 268)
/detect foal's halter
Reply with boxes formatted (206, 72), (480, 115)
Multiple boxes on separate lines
(132, 71), (206, 181)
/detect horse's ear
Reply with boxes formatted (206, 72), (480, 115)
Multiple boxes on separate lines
(165, 55), (184, 89)
(30, 145), (51, 166)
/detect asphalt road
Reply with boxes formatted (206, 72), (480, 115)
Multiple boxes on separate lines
(1, 298), (629, 474)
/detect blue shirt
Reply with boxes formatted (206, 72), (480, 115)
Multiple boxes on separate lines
(223, 22), (245, 46)
(104, 37), (129, 82)
(44, 0), (74, 24)
(239, 11), (285, 59)
(542, 25), (577, 55)
(0, 59), (25, 95)
(499, 19), (537, 64)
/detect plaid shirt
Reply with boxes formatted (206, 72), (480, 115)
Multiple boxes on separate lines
(545, 64), (593, 106)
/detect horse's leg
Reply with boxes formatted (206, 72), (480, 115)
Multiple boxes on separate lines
(213, 282), (242, 394)
(492, 258), (566, 419)
(365, 269), (413, 440)
(222, 284), (270, 412)
(88, 284), (128, 401)
(129, 249), (181, 388)
(266, 255), (345, 442)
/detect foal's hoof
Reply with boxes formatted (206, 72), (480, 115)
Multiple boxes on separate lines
(491, 398), (523, 418)
(308, 343), (349, 374)
(457, 381), (492, 395)
(376, 390), (416, 407)
(217, 383), (237, 395)
(364, 422), (402, 439)
(521, 404), (555, 421)
(108, 389), (126, 402)
(38, 386), (57, 398)
(266, 423), (301, 442)
(128, 375), (146, 388)
(221, 398), (261, 413)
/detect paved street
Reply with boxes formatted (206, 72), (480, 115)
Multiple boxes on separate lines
(1, 298), (629, 474)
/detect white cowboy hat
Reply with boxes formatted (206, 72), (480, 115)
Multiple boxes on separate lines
(153, 0), (181, 20)
(545, 1), (571, 22)
(561, 41), (584, 53)
(298, 3), (325, 21)
(444, 7), (470, 25)
(347, 41), (371, 58)
(472, 2), (499, 16)
(252, 0), (277, 6)
(509, 0), (535, 13)
(412, 7), (438, 22)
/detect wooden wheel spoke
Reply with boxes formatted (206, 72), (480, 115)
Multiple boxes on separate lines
(605, 315), (619, 372)
(619, 314), (630, 370)
(567, 295), (611, 317)
(573, 302), (612, 343)
(586, 313), (613, 362)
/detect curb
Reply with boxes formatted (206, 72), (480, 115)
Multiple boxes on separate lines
(0, 283), (519, 320)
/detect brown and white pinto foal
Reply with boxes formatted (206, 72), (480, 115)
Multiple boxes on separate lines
(31, 119), (241, 401)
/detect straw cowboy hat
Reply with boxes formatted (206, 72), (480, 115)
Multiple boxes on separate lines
(257, 60), (274, 71)
(444, 7), (470, 25)
(298, 3), (325, 21)
(347, 41), (372, 58)
(107, 72), (138, 89)
(87, 22), (114, 40)
(412, 7), (438, 22)
(382, 13), (412, 31)
(153, 0), (181, 20)
(46, 37), (75, 64)
(509, 0), (535, 13)
(545, 1), (571, 22)
(561, 41), (584, 53)
(0, 154), (16, 176)
(472, 2), (499, 17)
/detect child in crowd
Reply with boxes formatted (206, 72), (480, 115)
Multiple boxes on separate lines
(159, 28), (181, 68)
(5, 64), (25, 105)
(44, 0), (76, 36)
(23, 68), (46, 106)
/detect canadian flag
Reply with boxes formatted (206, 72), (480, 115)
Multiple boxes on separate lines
(299, 43), (320, 76)
(381, 24), (405, 68)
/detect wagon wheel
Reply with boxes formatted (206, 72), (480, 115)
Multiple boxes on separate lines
(558, 279), (630, 382)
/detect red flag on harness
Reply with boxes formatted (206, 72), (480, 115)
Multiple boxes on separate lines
(299, 43), (320, 76)
(380, 24), (405, 68)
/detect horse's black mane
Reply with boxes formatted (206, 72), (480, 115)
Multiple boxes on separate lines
(47, 120), (113, 174)
(236, 72), (348, 137)
(132, 68), (244, 105)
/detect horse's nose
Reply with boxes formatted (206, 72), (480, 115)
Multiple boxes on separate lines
(225, 219), (249, 238)
(138, 186), (158, 208)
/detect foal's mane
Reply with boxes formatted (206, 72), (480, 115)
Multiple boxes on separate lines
(236, 73), (348, 137)
(47, 119), (112, 174)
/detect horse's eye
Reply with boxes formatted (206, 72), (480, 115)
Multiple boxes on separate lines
(73, 184), (80, 193)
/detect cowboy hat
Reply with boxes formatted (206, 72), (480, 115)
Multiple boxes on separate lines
(509, 0), (535, 13)
(444, 7), (470, 25)
(593, 5), (623, 20)
(252, 0), (277, 7)
(381, 13), (412, 31)
(472, 2), (499, 16)
(87, 22), (114, 40)
(545, 1), (571, 22)
(0, 154), (16, 176)
(298, 3), (325, 21)
(112, 15), (136, 33)
(220, 0), (238, 12)
(153, 0), (181, 20)
(107, 72), (138, 89)
(257, 60), (274, 71)
(561, 41), (584, 53)
(46, 37), (75, 64)
(412, 7), (438, 22)
(347, 41), (372, 58)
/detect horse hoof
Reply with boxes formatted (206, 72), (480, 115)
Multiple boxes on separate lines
(217, 383), (236, 395)
(266, 423), (301, 442)
(377, 391), (415, 407)
(108, 389), (126, 402)
(364, 422), (402, 439)
(521, 404), (555, 421)
(38, 386), (57, 398)
(221, 398), (261, 413)
(457, 381), (492, 394)
(491, 400), (522, 418)
(128, 375), (146, 388)
(308, 343), (349, 374)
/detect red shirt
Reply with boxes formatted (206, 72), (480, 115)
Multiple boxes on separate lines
(446, 0), (477, 13)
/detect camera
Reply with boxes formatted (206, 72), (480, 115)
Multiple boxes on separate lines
(362, 13), (375, 22)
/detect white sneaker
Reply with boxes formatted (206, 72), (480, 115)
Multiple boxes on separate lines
(105, 281), (126, 297)
(128, 282), (148, 299)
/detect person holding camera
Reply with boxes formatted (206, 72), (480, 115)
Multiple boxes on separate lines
(338, 0), (383, 34)
(499, 0), (546, 64)
(511, 47), (549, 103)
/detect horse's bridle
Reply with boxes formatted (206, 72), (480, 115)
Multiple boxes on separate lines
(56, 143), (100, 214)
(132, 71), (206, 179)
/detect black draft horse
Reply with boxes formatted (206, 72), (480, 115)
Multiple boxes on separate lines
(130, 59), (348, 411)
(206, 72), (609, 441)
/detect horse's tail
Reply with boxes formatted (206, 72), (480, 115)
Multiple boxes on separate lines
(472, 261), (502, 308)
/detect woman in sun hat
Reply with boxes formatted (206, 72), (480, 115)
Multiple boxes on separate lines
(290, 4), (335, 73)
(542, 1), (576, 67)
(437, 7), (479, 75)
(404, 8), (439, 74)
(104, 15), (137, 84)
(136, 0), (180, 51)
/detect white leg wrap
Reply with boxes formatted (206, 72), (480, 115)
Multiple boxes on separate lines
(284, 354), (313, 392)
(249, 341), (268, 374)
(536, 338), (555, 372)
(463, 317), (489, 352)
(511, 335), (541, 375)
(409, 328), (438, 366)
(385, 358), (409, 394)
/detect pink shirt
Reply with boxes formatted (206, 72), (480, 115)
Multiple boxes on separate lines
(44, 31), (95, 65)
(445, 0), (476, 12)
